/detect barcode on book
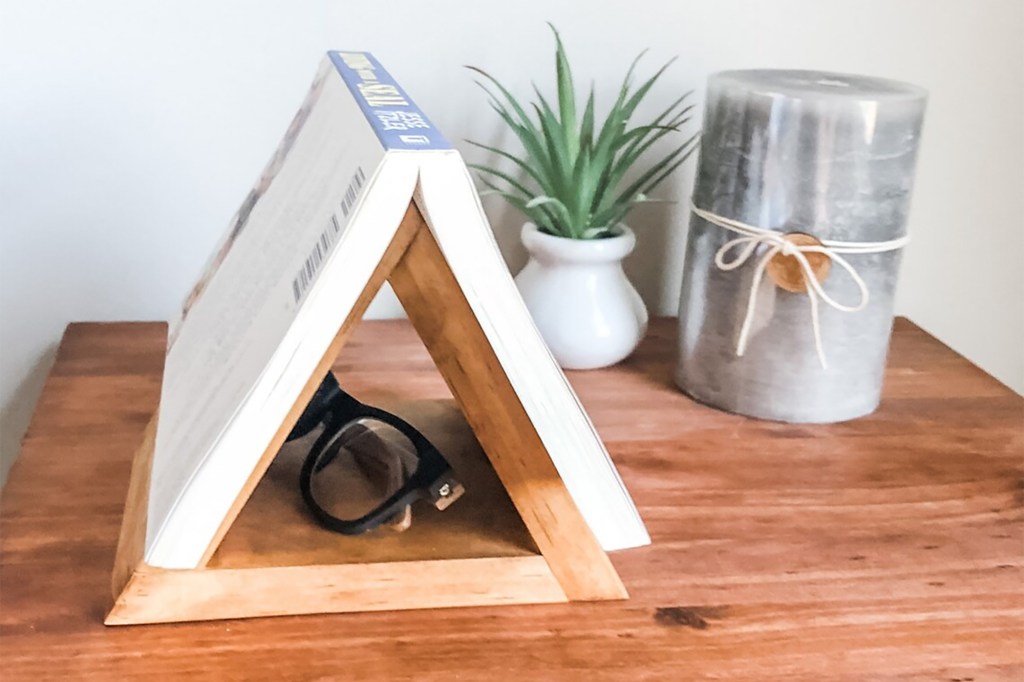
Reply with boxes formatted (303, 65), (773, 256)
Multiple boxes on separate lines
(339, 166), (366, 218)
(291, 166), (365, 304)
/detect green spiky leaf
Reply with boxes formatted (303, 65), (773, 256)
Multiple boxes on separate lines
(466, 26), (698, 239)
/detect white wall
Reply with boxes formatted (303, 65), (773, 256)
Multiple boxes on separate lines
(2, 0), (1021, 485)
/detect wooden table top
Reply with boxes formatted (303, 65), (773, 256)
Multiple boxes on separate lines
(2, 318), (1021, 680)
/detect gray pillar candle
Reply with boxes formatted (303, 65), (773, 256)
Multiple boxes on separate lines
(676, 70), (927, 423)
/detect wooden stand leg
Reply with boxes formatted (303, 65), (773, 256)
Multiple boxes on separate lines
(389, 206), (627, 601)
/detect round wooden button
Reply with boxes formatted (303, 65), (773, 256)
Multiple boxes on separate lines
(765, 232), (831, 293)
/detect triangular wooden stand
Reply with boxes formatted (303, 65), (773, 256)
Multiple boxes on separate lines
(107, 200), (628, 625)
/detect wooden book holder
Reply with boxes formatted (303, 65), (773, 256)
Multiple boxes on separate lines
(106, 200), (627, 625)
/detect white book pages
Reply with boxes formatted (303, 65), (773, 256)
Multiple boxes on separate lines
(416, 154), (650, 552)
(146, 66), (416, 568)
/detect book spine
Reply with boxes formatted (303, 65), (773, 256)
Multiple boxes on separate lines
(329, 51), (451, 151)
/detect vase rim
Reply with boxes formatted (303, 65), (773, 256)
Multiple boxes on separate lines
(521, 222), (636, 263)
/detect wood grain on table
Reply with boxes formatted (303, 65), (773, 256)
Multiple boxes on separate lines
(1, 318), (1021, 680)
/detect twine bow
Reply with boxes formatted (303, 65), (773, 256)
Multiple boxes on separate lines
(690, 202), (911, 369)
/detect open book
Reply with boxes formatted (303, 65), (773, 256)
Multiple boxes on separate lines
(146, 51), (650, 569)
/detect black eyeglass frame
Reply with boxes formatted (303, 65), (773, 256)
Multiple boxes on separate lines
(286, 373), (462, 535)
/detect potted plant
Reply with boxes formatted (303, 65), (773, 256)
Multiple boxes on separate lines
(468, 25), (698, 369)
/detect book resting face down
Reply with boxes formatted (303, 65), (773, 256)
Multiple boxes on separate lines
(145, 51), (650, 569)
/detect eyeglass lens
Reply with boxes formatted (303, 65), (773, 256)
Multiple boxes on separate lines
(309, 417), (419, 527)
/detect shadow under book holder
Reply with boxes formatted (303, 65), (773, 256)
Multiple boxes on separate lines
(107, 201), (628, 625)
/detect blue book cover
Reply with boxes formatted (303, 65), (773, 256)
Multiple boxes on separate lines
(329, 51), (451, 151)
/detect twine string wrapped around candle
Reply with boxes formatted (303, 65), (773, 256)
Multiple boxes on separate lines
(690, 202), (911, 369)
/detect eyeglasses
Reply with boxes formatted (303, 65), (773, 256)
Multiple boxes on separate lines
(285, 373), (464, 535)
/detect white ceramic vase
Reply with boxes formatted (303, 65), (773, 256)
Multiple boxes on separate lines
(515, 223), (648, 370)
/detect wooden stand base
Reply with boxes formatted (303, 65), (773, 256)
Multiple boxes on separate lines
(107, 401), (568, 624)
(107, 201), (626, 625)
